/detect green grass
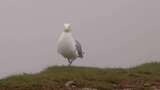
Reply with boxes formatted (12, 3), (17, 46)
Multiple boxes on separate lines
(0, 62), (160, 90)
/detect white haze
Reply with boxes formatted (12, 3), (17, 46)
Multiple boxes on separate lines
(0, 0), (159, 78)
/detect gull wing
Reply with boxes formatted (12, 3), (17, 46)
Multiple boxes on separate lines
(75, 40), (83, 58)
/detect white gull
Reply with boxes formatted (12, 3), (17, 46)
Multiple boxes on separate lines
(57, 23), (84, 66)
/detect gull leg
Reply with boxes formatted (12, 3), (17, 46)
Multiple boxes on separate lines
(67, 59), (72, 66)
(70, 59), (75, 66)
(67, 59), (75, 66)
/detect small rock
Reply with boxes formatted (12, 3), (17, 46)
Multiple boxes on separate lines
(65, 80), (77, 88)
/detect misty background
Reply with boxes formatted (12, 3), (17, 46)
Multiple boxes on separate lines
(0, 0), (160, 78)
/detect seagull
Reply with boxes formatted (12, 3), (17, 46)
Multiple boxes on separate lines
(57, 23), (84, 66)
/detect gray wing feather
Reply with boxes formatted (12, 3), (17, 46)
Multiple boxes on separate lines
(75, 40), (83, 58)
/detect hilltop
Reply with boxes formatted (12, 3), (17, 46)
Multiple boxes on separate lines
(0, 62), (160, 90)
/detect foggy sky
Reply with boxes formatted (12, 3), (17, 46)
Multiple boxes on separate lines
(0, 0), (160, 78)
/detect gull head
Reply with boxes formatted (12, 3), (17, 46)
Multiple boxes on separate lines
(64, 23), (71, 32)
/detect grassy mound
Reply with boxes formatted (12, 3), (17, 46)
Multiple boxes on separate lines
(0, 62), (160, 90)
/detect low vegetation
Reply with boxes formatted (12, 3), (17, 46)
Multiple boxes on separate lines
(0, 62), (160, 90)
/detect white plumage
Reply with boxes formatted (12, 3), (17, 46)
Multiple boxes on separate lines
(57, 24), (83, 65)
